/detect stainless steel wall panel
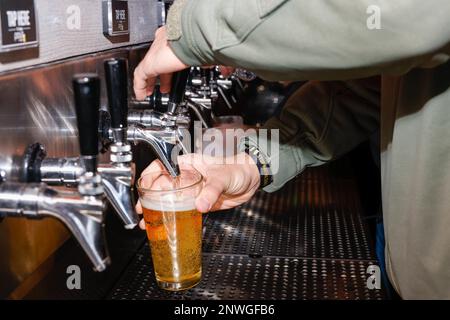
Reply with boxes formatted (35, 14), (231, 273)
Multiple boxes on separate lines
(0, 0), (157, 73)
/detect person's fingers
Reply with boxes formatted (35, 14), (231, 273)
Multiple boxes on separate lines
(139, 160), (166, 188)
(139, 219), (146, 230)
(176, 153), (198, 166)
(195, 180), (226, 213)
(133, 66), (149, 100)
(175, 153), (229, 212)
(155, 26), (164, 36)
(159, 73), (172, 93)
(177, 153), (214, 177)
(133, 26), (188, 100)
(177, 153), (210, 177)
(141, 159), (166, 176)
(219, 66), (235, 78)
(146, 76), (157, 97)
(135, 200), (142, 214)
(210, 196), (226, 211)
(177, 161), (195, 173)
(136, 200), (145, 230)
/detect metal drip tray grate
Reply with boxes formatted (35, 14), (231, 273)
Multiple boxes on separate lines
(109, 248), (383, 300)
(202, 172), (374, 260)
(108, 165), (384, 300)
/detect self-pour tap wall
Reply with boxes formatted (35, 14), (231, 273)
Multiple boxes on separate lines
(0, 0), (158, 299)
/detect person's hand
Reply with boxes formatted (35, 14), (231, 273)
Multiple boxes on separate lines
(136, 153), (260, 229)
(133, 26), (188, 100)
(219, 66), (235, 78)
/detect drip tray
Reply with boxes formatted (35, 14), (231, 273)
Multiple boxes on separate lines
(108, 163), (385, 300)
(202, 178), (375, 260)
(110, 248), (383, 300)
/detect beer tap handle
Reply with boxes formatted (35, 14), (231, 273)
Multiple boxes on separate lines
(167, 68), (190, 114)
(73, 73), (101, 174)
(200, 68), (211, 85)
(104, 58), (128, 130)
(149, 85), (163, 112)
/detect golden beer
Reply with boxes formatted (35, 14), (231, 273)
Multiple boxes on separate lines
(142, 202), (202, 290)
(138, 169), (203, 291)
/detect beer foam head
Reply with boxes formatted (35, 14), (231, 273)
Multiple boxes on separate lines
(140, 193), (196, 212)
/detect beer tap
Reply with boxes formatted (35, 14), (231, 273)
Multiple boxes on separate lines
(131, 66), (246, 129)
(186, 68), (218, 107)
(102, 58), (138, 228)
(127, 92), (190, 129)
(102, 69), (192, 177)
(184, 68), (224, 128)
(167, 69), (190, 115)
(127, 69), (211, 129)
(21, 61), (139, 230)
(186, 66), (248, 115)
(0, 74), (110, 272)
(128, 73), (191, 129)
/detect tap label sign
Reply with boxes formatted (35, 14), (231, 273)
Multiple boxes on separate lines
(103, 0), (129, 37)
(0, 0), (38, 52)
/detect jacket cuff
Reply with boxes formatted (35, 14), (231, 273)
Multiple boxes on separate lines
(167, 0), (213, 66)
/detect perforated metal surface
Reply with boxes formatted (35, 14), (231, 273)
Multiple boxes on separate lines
(202, 168), (374, 260)
(110, 249), (383, 300)
(108, 165), (384, 300)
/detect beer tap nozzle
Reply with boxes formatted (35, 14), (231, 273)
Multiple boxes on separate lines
(127, 125), (185, 177)
(0, 182), (109, 272)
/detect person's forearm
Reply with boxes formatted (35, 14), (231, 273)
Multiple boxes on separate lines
(168, 0), (450, 81)
(241, 77), (380, 192)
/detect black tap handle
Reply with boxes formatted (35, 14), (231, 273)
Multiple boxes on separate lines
(73, 74), (100, 158)
(200, 68), (211, 84)
(149, 85), (164, 112)
(168, 69), (190, 105)
(104, 58), (128, 129)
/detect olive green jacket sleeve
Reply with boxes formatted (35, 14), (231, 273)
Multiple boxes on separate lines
(166, 0), (447, 193)
(168, 0), (450, 81)
(244, 77), (380, 192)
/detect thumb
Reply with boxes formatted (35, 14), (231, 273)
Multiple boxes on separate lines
(195, 180), (225, 213)
(135, 200), (142, 214)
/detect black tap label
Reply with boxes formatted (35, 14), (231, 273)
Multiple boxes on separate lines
(103, 0), (129, 37)
(0, 0), (38, 52)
